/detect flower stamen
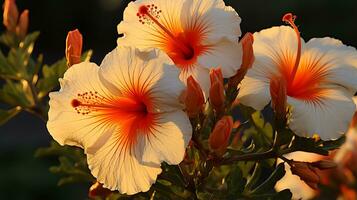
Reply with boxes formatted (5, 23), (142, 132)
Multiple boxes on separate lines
(137, 5), (194, 60)
(282, 13), (301, 84)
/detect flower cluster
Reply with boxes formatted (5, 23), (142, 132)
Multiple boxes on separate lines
(47, 0), (357, 196)
(1, 0), (357, 199)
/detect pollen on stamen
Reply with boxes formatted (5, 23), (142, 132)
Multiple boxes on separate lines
(136, 4), (161, 25)
(71, 91), (103, 115)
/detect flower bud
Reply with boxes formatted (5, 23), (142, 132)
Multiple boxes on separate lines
(209, 116), (233, 156)
(3, 0), (19, 32)
(88, 182), (112, 198)
(66, 29), (83, 67)
(270, 77), (287, 121)
(185, 76), (204, 117)
(209, 68), (225, 113)
(15, 9), (29, 39)
(311, 159), (337, 170)
(228, 32), (254, 88)
(289, 161), (320, 189)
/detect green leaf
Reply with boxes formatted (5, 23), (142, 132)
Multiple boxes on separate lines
(250, 163), (285, 194)
(289, 136), (329, 155)
(36, 58), (67, 98)
(320, 135), (345, 151)
(244, 163), (263, 192)
(0, 50), (18, 78)
(0, 80), (34, 107)
(20, 32), (40, 51)
(225, 166), (246, 198)
(251, 111), (273, 140)
(36, 50), (93, 98)
(35, 141), (95, 186)
(0, 107), (21, 126)
(0, 32), (18, 47)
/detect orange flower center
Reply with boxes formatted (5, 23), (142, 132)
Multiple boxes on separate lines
(137, 4), (210, 71)
(71, 90), (157, 149)
(273, 13), (329, 102)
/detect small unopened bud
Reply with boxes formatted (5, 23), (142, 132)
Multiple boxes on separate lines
(88, 182), (112, 198)
(15, 9), (29, 39)
(228, 32), (254, 88)
(289, 161), (320, 189)
(209, 68), (225, 113)
(311, 160), (337, 170)
(3, 0), (19, 32)
(185, 76), (204, 117)
(66, 29), (83, 67)
(270, 77), (287, 121)
(209, 116), (233, 156)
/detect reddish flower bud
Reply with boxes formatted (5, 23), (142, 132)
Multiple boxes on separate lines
(270, 77), (287, 121)
(88, 182), (112, 198)
(15, 9), (29, 39)
(185, 76), (205, 117)
(209, 116), (233, 156)
(209, 68), (225, 113)
(66, 29), (83, 67)
(311, 159), (337, 170)
(3, 0), (19, 32)
(289, 161), (320, 189)
(228, 32), (254, 88)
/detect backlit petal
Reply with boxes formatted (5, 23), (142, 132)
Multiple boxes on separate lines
(87, 131), (162, 195)
(180, 0), (241, 42)
(118, 0), (184, 50)
(288, 87), (356, 140)
(100, 47), (185, 113)
(198, 39), (243, 78)
(136, 111), (191, 165)
(304, 37), (357, 93)
(47, 62), (115, 149)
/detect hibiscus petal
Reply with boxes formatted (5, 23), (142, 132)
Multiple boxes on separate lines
(136, 110), (192, 165)
(198, 39), (242, 78)
(47, 62), (115, 149)
(87, 130), (162, 195)
(100, 47), (185, 113)
(288, 87), (356, 140)
(304, 37), (357, 94)
(117, 0), (185, 50)
(181, 0), (241, 42)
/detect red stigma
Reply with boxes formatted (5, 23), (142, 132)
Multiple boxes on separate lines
(71, 99), (81, 107)
(281, 13), (301, 84)
(282, 13), (296, 24)
(138, 5), (149, 15)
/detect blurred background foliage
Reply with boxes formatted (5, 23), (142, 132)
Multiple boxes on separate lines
(0, 0), (356, 199)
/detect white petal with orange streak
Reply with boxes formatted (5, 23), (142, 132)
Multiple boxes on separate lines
(181, 0), (241, 42)
(87, 130), (162, 195)
(100, 47), (185, 113)
(253, 26), (303, 75)
(198, 39), (242, 78)
(237, 26), (298, 110)
(136, 110), (192, 165)
(117, 0), (185, 50)
(288, 87), (356, 140)
(304, 37), (357, 93)
(236, 51), (277, 110)
(47, 62), (116, 149)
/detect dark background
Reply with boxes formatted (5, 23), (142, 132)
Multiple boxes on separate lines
(0, 0), (356, 199)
